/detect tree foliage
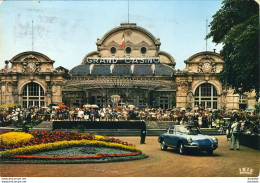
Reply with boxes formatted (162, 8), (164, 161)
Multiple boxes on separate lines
(11, 112), (42, 133)
(207, 0), (259, 99)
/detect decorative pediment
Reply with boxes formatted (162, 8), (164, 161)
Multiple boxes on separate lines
(137, 41), (149, 47)
(136, 41), (154, 49)
(21, 54), (40, 62)
(105, 40), (121, 48)
(96, 23), (161, 47)
(199, 56), (215, 63)
(186, 51), (223, 63)
(10, 51), (54, 64)
(124, 40), (135, 48)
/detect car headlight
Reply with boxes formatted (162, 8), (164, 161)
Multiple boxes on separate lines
(187, 137), (193, 143)
(213, 137), (218, 143)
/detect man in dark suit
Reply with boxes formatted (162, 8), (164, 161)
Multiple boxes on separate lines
(202, 114), (208, 128)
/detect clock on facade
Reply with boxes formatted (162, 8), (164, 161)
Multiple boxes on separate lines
(202, 62), (212, 73)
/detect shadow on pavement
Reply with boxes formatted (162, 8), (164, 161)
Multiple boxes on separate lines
(163, 148), (223, 157)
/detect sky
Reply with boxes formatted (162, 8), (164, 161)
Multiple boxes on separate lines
(0, 0), (223, 70)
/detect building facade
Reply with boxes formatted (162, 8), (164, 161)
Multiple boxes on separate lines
(0, 52), (69, 108)
(0, 23), (257, 110)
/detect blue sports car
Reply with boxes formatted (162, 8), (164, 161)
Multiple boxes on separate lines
(158, 125), (218, 155)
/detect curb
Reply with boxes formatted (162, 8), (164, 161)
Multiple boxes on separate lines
(0, 154), (148, 164)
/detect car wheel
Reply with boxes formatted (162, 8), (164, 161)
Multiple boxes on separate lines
(160, 140), (168, 151)
(206, 149), (213, 155)
(178, 142), (186, 155)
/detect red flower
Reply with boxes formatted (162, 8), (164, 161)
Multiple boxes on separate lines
(10, 151), (141, 160)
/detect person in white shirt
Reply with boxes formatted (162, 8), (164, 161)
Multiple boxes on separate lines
(230, 118), (241, 150)
(77, 109), (84, 120)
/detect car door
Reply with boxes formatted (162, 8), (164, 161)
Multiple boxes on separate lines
(174, 126), (183, 145)
(170, 126), (179, 147)
(166, 126), (176, 146)
(162, 127), (171, 145)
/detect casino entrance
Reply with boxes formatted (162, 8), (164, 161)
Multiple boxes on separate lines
(63, 78), (176, 109)
(62, 23), (177, 109)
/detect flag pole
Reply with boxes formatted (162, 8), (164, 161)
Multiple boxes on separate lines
(128, 0), (129, 24)
(32, 20), (34, 51)
(122, 32), (125, 58)
(206, 19), (208, 52)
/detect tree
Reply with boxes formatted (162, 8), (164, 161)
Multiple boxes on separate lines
(207, 0), (259, 100)
(11, 111), (42, 133)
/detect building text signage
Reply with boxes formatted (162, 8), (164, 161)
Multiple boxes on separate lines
(85, 57), (160, 64)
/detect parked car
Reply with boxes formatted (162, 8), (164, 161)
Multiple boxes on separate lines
(158, 125), (218, 155)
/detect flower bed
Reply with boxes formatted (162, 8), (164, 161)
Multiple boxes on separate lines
(0, 139), (140, 158)
(10, 152), (141, 160)
(0, 131), (135, 151)
(0, 132), (34, 145)
(0, 131), (147, 163)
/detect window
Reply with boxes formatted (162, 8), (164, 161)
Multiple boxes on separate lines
(141, 47), (147, 54)
(194, 83), (218, 109)
(138, 96), (146, 106)
(168, 126), (175, 134)
(22, 82), (45, 108)
(176, 127), (182, 133)
(125, 47), (131, 54)
(159, 96), (169, 109)
(96, 96), (104, 107)
(110, 47), (116, 54)
(239, 94), (248, 110)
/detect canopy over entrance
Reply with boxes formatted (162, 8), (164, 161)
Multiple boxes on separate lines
(66, 77), (176, 90)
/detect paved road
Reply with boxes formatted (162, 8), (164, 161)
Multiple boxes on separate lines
(0, 136), (259, 177)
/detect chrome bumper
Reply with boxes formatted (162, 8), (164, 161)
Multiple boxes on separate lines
(184, 143), (218, 150)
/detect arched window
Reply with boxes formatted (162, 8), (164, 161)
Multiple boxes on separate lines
(194, 83), (218, 109)
(21, 82), (45, 108)
(239, 94), (248, 110)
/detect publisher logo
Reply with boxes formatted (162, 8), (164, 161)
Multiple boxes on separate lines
(239, 167), (253, 175)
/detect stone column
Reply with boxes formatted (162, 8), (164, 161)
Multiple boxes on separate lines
(83, 88), (89, 104)
(221, 89), (227, 110)
(124, 88), (130, 106)
(12, 82), (19, 104)
(0, 81), (2, 106)
(144, 90), (149, 106)
(186, 77), (193, 110)
(46, 82), (52, 106)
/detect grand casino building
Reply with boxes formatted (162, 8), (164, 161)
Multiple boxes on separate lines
(0, 23), (257, 110)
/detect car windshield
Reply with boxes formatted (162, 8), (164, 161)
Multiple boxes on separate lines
(177, 126), (201, 135)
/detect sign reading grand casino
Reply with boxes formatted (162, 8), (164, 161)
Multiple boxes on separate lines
(85, 57), (160, 64)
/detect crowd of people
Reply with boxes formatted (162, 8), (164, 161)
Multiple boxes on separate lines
(0, 104), (259, 135)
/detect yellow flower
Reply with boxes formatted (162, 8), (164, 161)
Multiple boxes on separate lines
(0, 139), (141, 158)
(0, 132), (34, 145)
(94, 135), (106, 140)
